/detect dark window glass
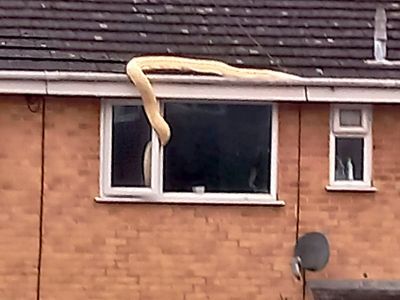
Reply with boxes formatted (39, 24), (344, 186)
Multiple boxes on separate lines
(164, 102), (272, 193)
(112, 106), (151, 187)
(335, 137), (364, 181)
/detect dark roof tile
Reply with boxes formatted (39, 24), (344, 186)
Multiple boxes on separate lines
(0, 0), (398, 78)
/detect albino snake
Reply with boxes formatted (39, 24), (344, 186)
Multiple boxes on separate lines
(126, 56), (301, 146)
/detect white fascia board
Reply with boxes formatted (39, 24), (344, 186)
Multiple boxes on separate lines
(0, 78), (46, 94)
(2, 71), (400, 103)
(47, 77), (306, 101)
(0, 71), (305, 101)
(47, 73), (306, 101)
(47, 80), (138, 97)
(307, 86), (400, 103)
(152, 82), (305, 101)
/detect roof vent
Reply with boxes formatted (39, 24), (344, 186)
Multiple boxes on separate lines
(374, 6), (387, 61)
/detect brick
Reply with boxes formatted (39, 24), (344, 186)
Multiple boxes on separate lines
(31, 98), (300, 299)
(5, 97), (400, 300)
(0, 96), (41, 300)
(299, 103), (400, 286)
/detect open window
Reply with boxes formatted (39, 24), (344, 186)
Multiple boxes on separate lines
(100, 99), (279, 204)
(328, 105), (374, 190)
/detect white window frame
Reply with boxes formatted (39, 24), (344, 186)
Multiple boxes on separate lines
(328, 104), (374, 190)
(99, 98), (281, 205)
(332, 106), (369, 134)
(100, 99), (161, 197)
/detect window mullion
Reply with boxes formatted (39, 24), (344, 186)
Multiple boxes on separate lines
(151, 101), (164, 195)
(150, 127), (162, 195)
(363, 129), (372, 185)
(270, 104), (278, 199)
(101, 101), (113, 196)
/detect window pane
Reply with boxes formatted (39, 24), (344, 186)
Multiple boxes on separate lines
(339, 109), (362, 127)
(335, 137), (364, 181)
(112, 106), (151, 187)
(164, 102), (272, 193)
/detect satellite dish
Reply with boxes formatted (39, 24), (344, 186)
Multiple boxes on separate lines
(291, 232), (330, 280)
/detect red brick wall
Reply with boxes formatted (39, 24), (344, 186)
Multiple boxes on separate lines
(300, 104), (400, 282)
(39, 99), (301, 299)
(3, 96), (400, 300)
(0, 96), (41, 300)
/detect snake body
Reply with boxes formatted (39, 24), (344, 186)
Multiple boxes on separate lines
(126, 56), (301, 146)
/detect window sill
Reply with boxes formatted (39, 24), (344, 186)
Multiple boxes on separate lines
(95, 196), (285, 206)
(325, 185), (377, 192)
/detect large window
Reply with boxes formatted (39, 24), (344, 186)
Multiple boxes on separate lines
(100, 99), (278, 203)
(329, 105), (373, 190)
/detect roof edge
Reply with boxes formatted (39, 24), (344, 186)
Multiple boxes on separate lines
(0, 71), (400, 104)
(0, 71), (400, 88)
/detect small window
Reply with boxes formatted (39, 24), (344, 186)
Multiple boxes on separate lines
(329, 105), (372, 188)
(333, 107), (368, 134)
(100, 99), (278, 203)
